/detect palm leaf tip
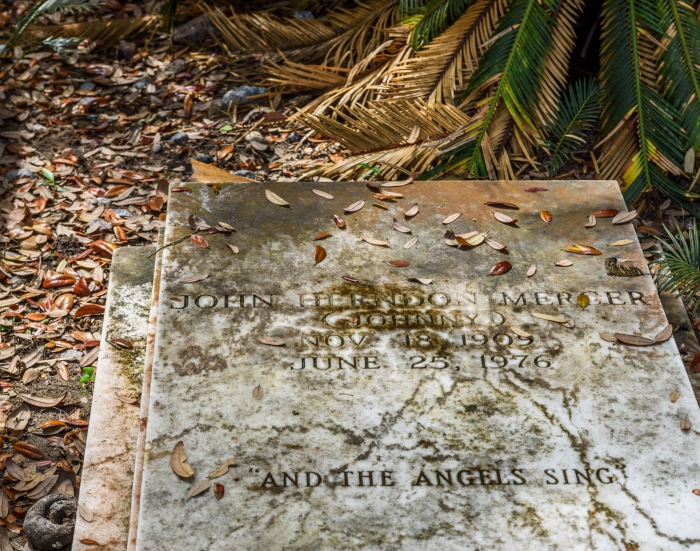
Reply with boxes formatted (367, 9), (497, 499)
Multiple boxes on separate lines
(541, 78), (603, 175)
(652, 221), (700, 313)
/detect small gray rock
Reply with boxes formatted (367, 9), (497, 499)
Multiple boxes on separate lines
(193, 154), (214, 164)
(170, 132), (189, 146)
(173, 14), (219, 44)
(78, 82), (96, 92)
(234, 170), (256, 180)
(222, 86), (267, 107)
(6, 167), (33, 182)
(132, 77), (148, 91)
(24, 494), (77, 551)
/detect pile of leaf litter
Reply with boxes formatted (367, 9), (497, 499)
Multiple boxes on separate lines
(0, 0), (700, 545)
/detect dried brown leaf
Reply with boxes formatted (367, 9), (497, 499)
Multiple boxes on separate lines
(540, 210), (552, 223)
(16, 393), (65, 408)
(171, 441), (194, 478)
(253, 384), (263, 400)
(314, 245), (326, 264)
(186, 480), (210, 500)
(585, 214), (596, 228)
(654, 324), (673, 343)
(490, 261), (512, 275)
(406, 277), (432, 285)
(344, 200), (365, 213)
(190, 234), (209, 248)
(577, 294), (590, 308)
(182, 273), (209, 283)
(386, 260), (409, 267)
(555, 260), (573, 266)
(670, 390), (680, 403)
(526, 264), (537, 277)
(612, 210), (638, 224)
(404, 236), (418, 249)
(259, 337), (285, 346)
(592, 209), (619, 218)
(265, 189), (289, 206)
(404, 204), (419, 217)
(442, 213), (461, 224)
(614, 333), (656, 346)
(532, 313), (570, 324)
(226, 244), (239, 254)
(312, 189), (333, 199)
(494, 212), (517, 224)
(360, 233), (388, 246)
(207, 459), (237, 479)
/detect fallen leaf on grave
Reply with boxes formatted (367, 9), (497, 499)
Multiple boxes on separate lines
(42, 274), (76, 289)
(373, 203), (389, 210)
(393, 219), (411, 233)
(681, 416), (691, 431)
(226, 244), (239, 254)
(172, 187), (193, 193)
(214, 484), (225, 499)
(342, 276), (360, 283)
(563, 244), (601, 255)
(315, 233), (332, 240)
(612, 210), (638, 224)
(181, 274), (209, 283)
(116, 393), (139, 404)
(13, 442), (44, 459)
(614, 333), (655, 346)
(190, 235), (209, 248)
(541, 210), (552, 223)
(577, 294), (590, 308)
(485, 237), (506, 251)
(6, 405), (31, 431)
(585, 215), (596, 228)
(532, 313), (570, 324)
(404, 237), (418, 249)
(404, 204), (419, 217)
(78, 504), (94, 522)
(407, 277), (432, 284)
(381, 172), (418, 187)
(525, 187), (548, 192)
(259, 337), (285, 346)
(54, 293), (74, 312)
(608, 240), (633, 246)
(191, 159), (252, 182)
(265, 189), (290, 206)
(456, 233), (486, 247)
(490, 261), (512, 275)
(442, 213), (461, 224)
(494, 212), (517, 224)
(344, 200), (365, 213)
(110, 338), (133, 349)
(332, 215), (346, 228)
(186, 480), (211, 500)
(444, 230), (457, 246)
(485, 201), (519, 209)
(189, 214), (210, 231)
(360, 233), (388, 246)
(592, 209), (619, 218)
(207, 458), (237, 479)
(171, 441), (195, 478)
(386, 260), (409, 267)
(599, 333), (618, 342)
(510, 326), (532, 338)
(314, 245), (327, 264)
(693, 489), (700, 496)
(22, 369), (39, 385)
(217, 221), (236, 232)
(17, 393), (65, 408)
(527, 264), (537, 277)
(253, 384), (263, 400)
(670, 390), (680, 403)
(312, 189), (333, 199)
(654, 324), (673, 342)
(556, 260), (573, 266)
(79, 539), (100, 546)
(563, 320), (576, 328)
(74, 304), (105, 318)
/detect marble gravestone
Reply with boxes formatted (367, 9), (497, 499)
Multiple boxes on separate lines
(133, 180), (700, 551)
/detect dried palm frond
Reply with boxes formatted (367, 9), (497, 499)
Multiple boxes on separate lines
(27, 15), (160, 48)
(297, 99), (471, 180)
(386, 0), (510, 104)
(266, 60), (349, 90)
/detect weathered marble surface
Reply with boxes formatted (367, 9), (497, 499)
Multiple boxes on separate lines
(136, 181), (700, 551)
(73, 246), (155, 550)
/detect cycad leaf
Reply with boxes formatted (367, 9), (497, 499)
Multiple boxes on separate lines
(403, 0), (475, 48)
(599, 0), (689, 203)
(541, 78), (603, 174)
(651, 221), (700, 313)
(658, 0), (700, 151)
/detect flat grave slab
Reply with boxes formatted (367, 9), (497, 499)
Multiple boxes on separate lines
(136, 180), (700, 551)
(73, 246), (155, 550)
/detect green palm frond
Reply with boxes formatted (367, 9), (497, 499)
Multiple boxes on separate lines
(423, 0), (570, 178)
(657, 0), (700, 151)
(598, 0), (697, 205)
(162, 0), (181, 31)
(403, 0), (474, 48)
(3, 0), (95, 56)
(652, 221), (700, 313)
(541, 78), (603, 174)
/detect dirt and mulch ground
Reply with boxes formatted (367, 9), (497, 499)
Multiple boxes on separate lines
(0, 0), (699, 548)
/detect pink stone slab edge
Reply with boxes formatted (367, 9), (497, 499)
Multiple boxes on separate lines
(72, 243), (161, 550)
